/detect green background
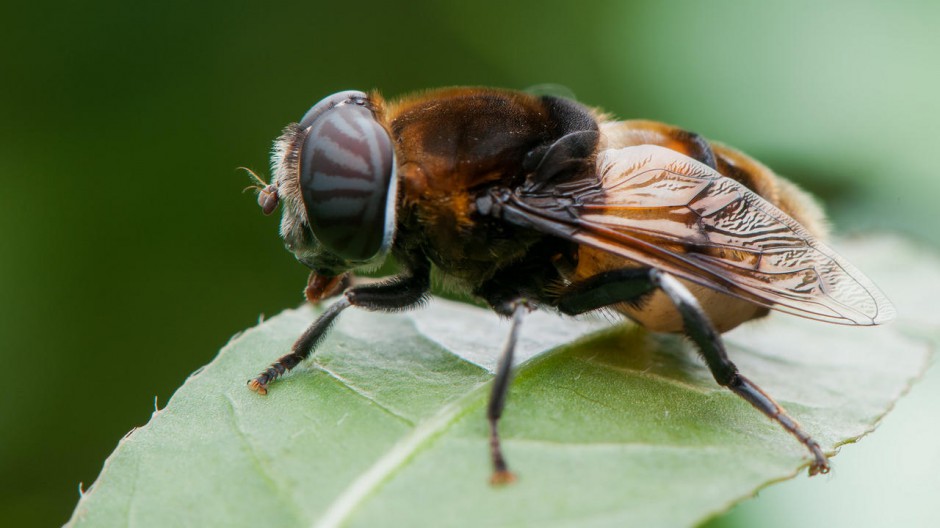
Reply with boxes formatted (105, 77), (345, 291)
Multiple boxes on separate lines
(1, 1), (937, 526)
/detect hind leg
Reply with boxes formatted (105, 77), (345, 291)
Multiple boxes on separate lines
(553, 267), (830, 475)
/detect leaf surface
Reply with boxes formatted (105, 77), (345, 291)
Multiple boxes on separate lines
(67, 238), (932, 528)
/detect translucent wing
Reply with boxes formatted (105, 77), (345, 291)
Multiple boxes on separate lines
(500, 145), (894, 325)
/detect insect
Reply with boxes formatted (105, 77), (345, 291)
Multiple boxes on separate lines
(246, 87), (894, 484)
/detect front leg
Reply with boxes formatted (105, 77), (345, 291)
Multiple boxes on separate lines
(248, 263), (431, 394)
(553, 267), (830, 475)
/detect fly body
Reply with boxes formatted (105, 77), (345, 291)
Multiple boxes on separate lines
(247, 87), (894, 483)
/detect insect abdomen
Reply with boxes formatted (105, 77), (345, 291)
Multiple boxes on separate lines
(571, 120), (827, 333)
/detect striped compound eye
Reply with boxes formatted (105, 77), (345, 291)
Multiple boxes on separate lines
(298, 92), (397, 263)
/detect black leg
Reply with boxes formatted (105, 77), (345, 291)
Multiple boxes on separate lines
(344, 270), (430, 311)
(248, 296), (351, 394)
(554, 267), (655, 315)
(553, 267), (830, 475)
(248, 266), (430, 394)
(649, 269), (830, 475)
(487, 300), (529, 485)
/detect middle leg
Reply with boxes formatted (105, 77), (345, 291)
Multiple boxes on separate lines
(486, 300), (529, 485)
(474, 273), (542, 484)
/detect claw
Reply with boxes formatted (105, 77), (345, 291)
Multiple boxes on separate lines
(809, 458), (831, 476)
(489, 469), (517, 486)
(806, 441), (830, 476)
(247, 378), (268, 395)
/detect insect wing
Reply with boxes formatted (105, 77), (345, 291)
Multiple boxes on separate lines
(506, 145), (894, 325)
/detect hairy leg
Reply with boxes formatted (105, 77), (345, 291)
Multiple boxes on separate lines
(248, 266), (430, 394)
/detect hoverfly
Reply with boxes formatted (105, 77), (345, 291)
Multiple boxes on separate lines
(246, 87), (894, 483)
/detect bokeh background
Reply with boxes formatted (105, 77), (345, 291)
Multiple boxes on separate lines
(1, 1), (938, 526)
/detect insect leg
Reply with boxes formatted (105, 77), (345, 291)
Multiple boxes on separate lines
(247, 266), (430, 394)
(554, 267), (657, 315)
(553, 267), (830, 475)
(487, 300), (529, 485)
(248, 296), (351, 394)
(343, 269), (431, 312)
(650, 269), (830, 476)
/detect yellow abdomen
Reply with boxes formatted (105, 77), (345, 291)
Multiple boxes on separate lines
(570, 120), (829, 333)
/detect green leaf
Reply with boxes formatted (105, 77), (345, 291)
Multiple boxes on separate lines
(67, 238), (931, 528)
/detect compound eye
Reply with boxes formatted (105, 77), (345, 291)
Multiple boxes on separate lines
(299, 90), (369, 129)
(298, 95), (396, 262)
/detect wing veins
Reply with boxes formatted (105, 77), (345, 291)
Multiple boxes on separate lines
(504, 145), (894, 325)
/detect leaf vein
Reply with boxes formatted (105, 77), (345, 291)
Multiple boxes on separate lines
(313, 364), (415, 426)
(224, 394), (307, 525)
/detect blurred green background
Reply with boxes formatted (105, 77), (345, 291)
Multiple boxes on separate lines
(1, 1), (937, 526)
